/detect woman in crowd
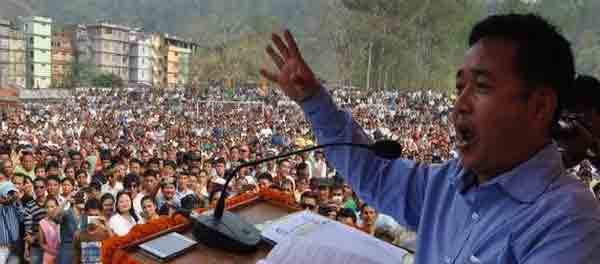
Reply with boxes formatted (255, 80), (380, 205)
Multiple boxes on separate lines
(109, 191), (139, 236)
(100, 193), (115, 219)
(39, 198), (60, 264)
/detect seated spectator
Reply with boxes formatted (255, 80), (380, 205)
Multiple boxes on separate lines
(73, 198), (112, 264)
(108, 191), (139, 236)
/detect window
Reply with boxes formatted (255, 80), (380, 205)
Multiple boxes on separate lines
(105, 28), (112, 35)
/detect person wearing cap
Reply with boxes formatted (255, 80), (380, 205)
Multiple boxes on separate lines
(0, 181), (23, 264)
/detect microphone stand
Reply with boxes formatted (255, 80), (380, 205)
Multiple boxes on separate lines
(191, 140), (402, 253)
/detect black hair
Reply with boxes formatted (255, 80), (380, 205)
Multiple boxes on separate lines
(123, 173), (140, 189)
(144, 169), (160, 179)
(46, 175), (61, 184)
(469, 14), (574, 121)
(140, 195), (156, 209)
(61, 177), (76, 186)
(567, 74), (600, 112)
(100, 193), (115, 205)
(337, 208), (357, 224)
(130, 158), (143, 166)
(46, 160), (59, 170)
(181, 194), (201, 210)
(256, 172), (273, 182)
(34, 177), (46, 186)
(115, 191), (139, 222)
(84, 198), (102, 211)
(301, 191), (318, 201)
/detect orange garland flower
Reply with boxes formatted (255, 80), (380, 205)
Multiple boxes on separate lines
(101, 189), (299, 263)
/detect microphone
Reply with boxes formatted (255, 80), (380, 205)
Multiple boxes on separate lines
(190, 140), (402, 252)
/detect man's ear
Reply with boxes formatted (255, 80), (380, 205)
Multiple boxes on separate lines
(530, 86), (557, 127)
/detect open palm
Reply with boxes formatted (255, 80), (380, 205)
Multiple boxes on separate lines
(260, 30), (321, 103)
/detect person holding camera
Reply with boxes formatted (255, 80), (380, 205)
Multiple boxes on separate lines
(0, 181), (23, 264)
(73, 199), (112, 264)
(556, 74), (600, 186)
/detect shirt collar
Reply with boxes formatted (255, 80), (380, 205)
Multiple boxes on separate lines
(452, 143), (564, 203)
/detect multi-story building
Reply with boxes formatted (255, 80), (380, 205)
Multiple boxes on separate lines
(129, 30), (153, 87)
(0, 19), (11, 87)
(86, 22), (131, 83)
(151, 32), (167, 88)
(19, 16), (53, 89)
(8, 29), (26, 88)
(51, 31), (74, 87)
(165, 34), (196, 89)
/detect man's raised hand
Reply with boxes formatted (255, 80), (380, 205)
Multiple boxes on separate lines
(260, 30), (321, 103)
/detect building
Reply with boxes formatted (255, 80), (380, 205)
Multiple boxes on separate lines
(86, 22), (131, 83)
(8, 29), (26, 89)
(129, 30), (153, 87)
(0, 19), (11, 87)
(19, 16), (53, 89)
(150, 32), (167, 88)
(164, 34), (197, 89)
(51, 31), (74, 87)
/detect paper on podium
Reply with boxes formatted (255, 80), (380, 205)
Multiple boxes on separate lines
(258, 211), (410, 264)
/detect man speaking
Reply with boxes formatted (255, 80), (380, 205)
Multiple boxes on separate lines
(261, 14), (600, 263)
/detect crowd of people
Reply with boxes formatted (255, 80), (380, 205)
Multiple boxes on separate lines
(0, 80), (596, 264)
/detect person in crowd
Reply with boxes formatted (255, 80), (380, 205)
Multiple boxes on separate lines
(10, 174), (26, 200)
(55, 192), (85, 264)
(156, 177), (180, 216)
(73, 199), (112, 264)
(336, 208), (358, 228)
(100, 168), (123, 198)
(60, 178), (76, 206)
(358, 204), (378, 235)
(45, 176), (62, 206)
(38, 198), (60, 264)
(63, 164), (76, 181)
(24, 178), (48, 264)
(140, 196), (159, 222)
(261, 15), (600, 262)
(99, 194), (114, 220)
(257, 172), (273, 190)
(123, 173), (143, 219)
(14, 151), (35, 179)
(34, 167), (46, 180)
(75, 170), (89, 191)
(108, 191), (139, 236)
(300, 191), (319, 213)
(0, 181), (23, 264)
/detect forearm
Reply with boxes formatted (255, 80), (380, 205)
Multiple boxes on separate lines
(302, 86), (433, 228)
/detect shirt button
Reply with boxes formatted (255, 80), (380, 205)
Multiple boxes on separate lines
(471, 212), (479, 221)
(469, 255), (481, 263)
(444, 256), (452, 263)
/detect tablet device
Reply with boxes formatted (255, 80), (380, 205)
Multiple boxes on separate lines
(138, 232), (198, 262)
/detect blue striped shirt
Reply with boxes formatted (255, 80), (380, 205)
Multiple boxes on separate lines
(0, 202), (24, 246)
(302, 86), (600, 264)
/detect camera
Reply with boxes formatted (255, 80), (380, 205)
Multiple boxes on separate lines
(553, 74), (600, 140)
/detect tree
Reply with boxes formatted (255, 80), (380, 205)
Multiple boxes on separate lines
(91, 73), (124, 88)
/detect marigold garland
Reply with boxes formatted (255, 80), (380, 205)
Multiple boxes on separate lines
(101, 189), (299, 264)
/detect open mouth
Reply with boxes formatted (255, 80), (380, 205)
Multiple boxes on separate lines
(455, 125), (475, 149)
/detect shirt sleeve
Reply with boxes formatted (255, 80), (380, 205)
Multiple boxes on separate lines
(302, 86), (438, 229)
(520, 218), (600, 264)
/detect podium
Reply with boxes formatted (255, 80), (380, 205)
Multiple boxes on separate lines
(101, 190), (301, 264)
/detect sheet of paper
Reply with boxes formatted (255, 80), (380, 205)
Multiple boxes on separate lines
(259, 210), (410, 264)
